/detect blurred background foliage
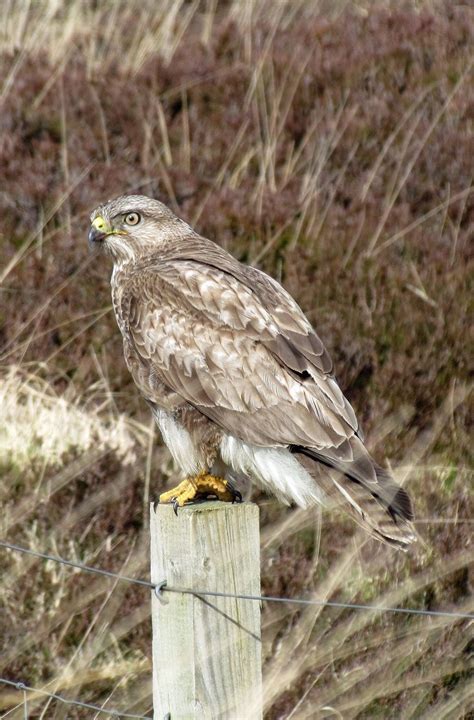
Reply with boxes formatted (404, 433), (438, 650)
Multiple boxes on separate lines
(0, 1), (472, 718)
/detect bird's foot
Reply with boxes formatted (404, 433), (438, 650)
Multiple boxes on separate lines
(159, 473), (242, 515)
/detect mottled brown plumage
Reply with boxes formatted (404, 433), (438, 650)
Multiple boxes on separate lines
(89, 194), (415, 547)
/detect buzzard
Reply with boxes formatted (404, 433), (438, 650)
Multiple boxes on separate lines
(89, 195), (415, 547)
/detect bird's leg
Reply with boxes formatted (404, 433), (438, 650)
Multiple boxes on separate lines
(159, 478), (197, 505)
(159, 473), (242, 514)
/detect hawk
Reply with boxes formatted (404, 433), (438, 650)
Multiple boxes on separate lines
(89, 195), (415, 547)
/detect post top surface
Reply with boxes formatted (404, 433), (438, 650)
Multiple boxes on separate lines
(152, 500), (259, 517)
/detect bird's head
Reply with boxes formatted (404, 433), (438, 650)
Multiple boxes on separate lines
(88, 194), (191, 265)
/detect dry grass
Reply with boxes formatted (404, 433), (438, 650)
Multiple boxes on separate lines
(0, 1), (472, 718)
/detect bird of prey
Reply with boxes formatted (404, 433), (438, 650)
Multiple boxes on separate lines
(89, 195), (415, 548)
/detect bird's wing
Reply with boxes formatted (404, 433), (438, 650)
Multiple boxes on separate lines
(122, 252), (360, 459)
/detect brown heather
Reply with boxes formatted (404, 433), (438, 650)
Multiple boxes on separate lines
(0, 2), (472, 718)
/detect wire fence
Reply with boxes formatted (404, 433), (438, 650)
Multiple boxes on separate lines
(1, 539), (473, 619)
(0, 677), (152, 719)
(1, 537), (473, 718)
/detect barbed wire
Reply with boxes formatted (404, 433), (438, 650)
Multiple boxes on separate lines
(0, 677), (152, 719)
(1, 539), (473, 620)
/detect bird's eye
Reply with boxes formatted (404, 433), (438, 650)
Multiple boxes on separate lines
(124, 212), (141, 226)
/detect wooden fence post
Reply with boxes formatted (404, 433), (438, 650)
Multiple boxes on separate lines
(150, 501), (262, 719)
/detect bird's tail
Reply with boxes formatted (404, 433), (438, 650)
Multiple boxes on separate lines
(292, 441), (416, 549)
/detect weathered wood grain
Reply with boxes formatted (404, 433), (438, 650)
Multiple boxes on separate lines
(151, 501), (262, 719)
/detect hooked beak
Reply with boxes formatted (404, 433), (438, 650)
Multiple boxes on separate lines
(88, 215), (110, 244)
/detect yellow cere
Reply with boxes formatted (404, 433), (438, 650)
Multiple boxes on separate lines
(92, 215), (109, 232)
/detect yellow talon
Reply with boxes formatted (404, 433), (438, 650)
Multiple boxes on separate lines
(159, 478), (197, 504)
(158, 473), (242, 511)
